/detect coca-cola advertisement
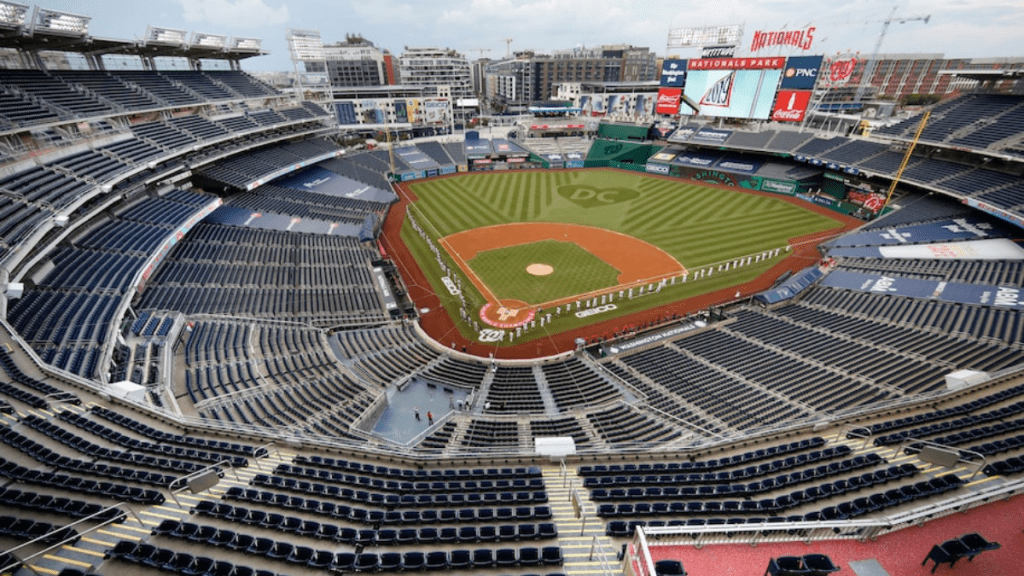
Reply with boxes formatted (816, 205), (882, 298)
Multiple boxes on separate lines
(656, 88), (682, 115)
(771, 90), (812, 122)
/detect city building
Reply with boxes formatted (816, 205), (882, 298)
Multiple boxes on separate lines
(484, 45), (657, 110)
(398, 46), (473, 100)
(322, 34), (397, 87)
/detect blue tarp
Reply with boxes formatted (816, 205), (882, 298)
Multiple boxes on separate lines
(755, 267), (823, 304)
(830, 218), (1008, 247)
(359, 213), (378, 243)
(819, 269), (1024, 310)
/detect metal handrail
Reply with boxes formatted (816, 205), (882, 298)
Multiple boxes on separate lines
(0, 503), (140, 575)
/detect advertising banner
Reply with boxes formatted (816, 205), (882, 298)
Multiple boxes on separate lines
(701, 45), (736, 58)
(821, 270), (1024, 310)
(750, 27), (816, 52)
(360, 100), (384, 124)
(688, 57), (786, 70)
(760, 178), (797, 195)
(780, 55), (824, 89)
(681, 65), (783, 119)
(655, 88), (682, 115)
(394, 100), (408, 123)
(660, 59), (687, 87)
(771, 90), (813, 122)
(690, 128), (732, 144)
(423, 100), (447, 123)
(847, 190), (886, 213)
(607, 95), (621, 114)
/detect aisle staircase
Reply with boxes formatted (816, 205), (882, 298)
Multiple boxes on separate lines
(541, 463), (620, 576)
(8, 412), (286, 576)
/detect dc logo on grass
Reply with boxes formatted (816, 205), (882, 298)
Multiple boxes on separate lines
(558, 185), (639, 209)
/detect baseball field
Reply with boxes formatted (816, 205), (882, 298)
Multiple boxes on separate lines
(397, 168), (850, 345)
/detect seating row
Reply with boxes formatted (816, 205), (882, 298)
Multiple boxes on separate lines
(584, 446), (857, 488)
(578, 437), (825, 476)
(89, 406), (265, 456)
(0, 457), (165, 505)
(273, 463), (544, 493)
(173, 514), (557, 545)
(106, 540), (290, 576)
(0, 515), (80, 544)
(597, 464), (920, 518)
(225, 484), (552, 524)
(57, 410), (248, 467)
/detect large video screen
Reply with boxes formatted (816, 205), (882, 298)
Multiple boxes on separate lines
(680, 57), (784, 120)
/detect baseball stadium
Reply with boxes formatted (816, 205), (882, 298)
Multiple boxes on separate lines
(0, 4), (1022, 576)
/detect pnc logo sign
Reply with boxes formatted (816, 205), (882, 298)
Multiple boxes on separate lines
(558, 185), (640, 209)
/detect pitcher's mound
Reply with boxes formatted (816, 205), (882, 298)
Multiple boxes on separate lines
(526, 263), (554, 276)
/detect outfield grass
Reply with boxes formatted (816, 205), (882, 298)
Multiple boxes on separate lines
(409, 170), (839, 267)
(469, 240), (621, 305)
(403, 169), (847, 344)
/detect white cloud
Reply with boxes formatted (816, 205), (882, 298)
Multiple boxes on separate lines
(177, 0), (289, 28)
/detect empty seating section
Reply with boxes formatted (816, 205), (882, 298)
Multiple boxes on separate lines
(601, 360), (725, 435)
(421, 357), (488, 389)
(444, 142), (468, 164)
(486, 366), (546, 413)
(800, 286), (1024, 345)
(528, 417), (590, 447)
(199, 138), (339, 189)
(137, 222), (385, 327)
(5, 190), (214, 377)
(132, 121), (197, 151)
(228, 184), (387, 225)
(168, 115), (231, 141)
(416, 141), (458, 166)
(0, 164), (90, 209)
(817, 139), (888, 164)
(541, 357), (621, 410)
(587, 405), (682, 445)
(838, 257), (1024, 287)
(771, 302), (1023, 374)
(977, 180), (1024, 210)
(620, 343), (809, 431)
(460, 419), (522, 449)
(331, 325), (441, 384)
(0, 88), (61, 127)
(725, 309), (946, 395)
(858, 192), (976, 230)
(181, 319), (377, 438)
(98, 137), (166, 164)
(900, 158), (972, 184)
(0, 70), (114, 118)
(102, 460), (561, 575)
(587, 435), (966, 537)
(320, 155), (394, 190)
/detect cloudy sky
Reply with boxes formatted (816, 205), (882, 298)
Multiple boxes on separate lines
(46, 0), (1024, 71)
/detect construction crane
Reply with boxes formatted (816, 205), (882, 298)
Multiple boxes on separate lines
(854, 7), (930, 102)
(468, 48), (491, 59)
(883, 110), (929, 210)
(501, 38), (513, 57)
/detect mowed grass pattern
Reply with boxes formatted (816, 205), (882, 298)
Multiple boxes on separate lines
(469, 240), (621, 305)
(409, 170), (842, 269)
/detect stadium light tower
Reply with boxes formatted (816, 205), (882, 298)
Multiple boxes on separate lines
(853, 7), (930, 102)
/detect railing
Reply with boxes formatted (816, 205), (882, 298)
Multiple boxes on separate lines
(0, 503), (140, 576)
(632, 477), (1024, 552)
